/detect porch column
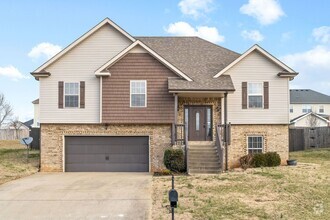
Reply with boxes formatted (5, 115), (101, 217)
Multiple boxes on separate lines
(224, 92), (228, 171)
(174, 94), (178, 123)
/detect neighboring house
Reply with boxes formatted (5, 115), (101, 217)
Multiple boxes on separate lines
(290, 89), (330, 120)
(290, 112), (330, 127)
(31, 18), (297, 173)
(23, 119), (34, 129)
(32, 99), (40, 128)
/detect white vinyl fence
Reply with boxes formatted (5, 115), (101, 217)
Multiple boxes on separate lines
(0, 129), (29, 140)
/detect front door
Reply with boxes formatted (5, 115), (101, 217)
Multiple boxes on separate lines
(186, 106), (212, 141)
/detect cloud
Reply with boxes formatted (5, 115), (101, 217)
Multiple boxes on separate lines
(281, 45), (330, 94)
(241, 30), (264, 42)
(312, 26), (330, 44)
(240, 0), (285, 25)
(28, 42), (62, 60)
(0, 65), (29, 81)
(178, 0), (214, 18)
(165, 21), (225, 43)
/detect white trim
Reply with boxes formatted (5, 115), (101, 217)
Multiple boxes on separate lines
(33, 18), (135, 73)
(62, 135), (65, 172)
(247, 82), (263, 109)
(246, 135), (264, 154)
(100, 77), (102, 123)
(213, 44), (296, 78)
(130, 80), (147, 107)
(64, 82), (80, 108)
(95, 40), (193, 81)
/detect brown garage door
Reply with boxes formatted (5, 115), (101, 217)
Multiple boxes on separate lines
(65, 136), (149, 172)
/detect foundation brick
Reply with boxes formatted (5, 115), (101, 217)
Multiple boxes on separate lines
(228, 124), (289, 168)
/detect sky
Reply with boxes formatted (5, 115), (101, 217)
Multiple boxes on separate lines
(0, 0), (330, 121)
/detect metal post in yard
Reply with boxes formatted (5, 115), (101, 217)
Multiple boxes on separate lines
(172, 175), (174, 220)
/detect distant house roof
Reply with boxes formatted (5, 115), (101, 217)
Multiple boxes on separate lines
(23, 119), (34, 128)
(290, 89), (330, 104)
(32, 99), (39, 104)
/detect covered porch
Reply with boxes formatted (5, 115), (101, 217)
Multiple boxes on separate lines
(171, 92), (231, 174)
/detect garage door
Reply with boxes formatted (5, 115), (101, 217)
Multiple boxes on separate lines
(65, 136), (149, 172)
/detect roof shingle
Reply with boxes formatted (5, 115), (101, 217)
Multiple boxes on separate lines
(290, 89), (330, 104)
(136, 37), (240, 91)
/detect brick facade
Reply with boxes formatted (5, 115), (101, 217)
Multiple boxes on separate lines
(228, 124), (289, 168)
(40, 124), (172, 172)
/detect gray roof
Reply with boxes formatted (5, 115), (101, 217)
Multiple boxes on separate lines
(32, 98), (39, 104)
(290, 89), (330, 104)
(23, 119), (33, 128)
(136, 37), (240, 91)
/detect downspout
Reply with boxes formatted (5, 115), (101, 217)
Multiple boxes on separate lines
(224, 92), (228, 171)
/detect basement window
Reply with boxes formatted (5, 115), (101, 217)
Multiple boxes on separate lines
(247, 136), (264, 154)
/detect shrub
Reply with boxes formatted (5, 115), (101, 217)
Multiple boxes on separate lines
(252, 153), (267, 167)
(240, 152), (281, 169)
(154, 169), (172, 176)
(264, 152), (281, 167)
(164, 148), (186, 172)
(239, 154), (254, 170)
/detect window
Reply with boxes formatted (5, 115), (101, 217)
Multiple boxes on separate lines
(130, 80), (147, 107)
(290, 105), (293, 113)
(319, 106), (324, 113)
(247, 136), (263, 154)
(302, 105), (312, 113)
(195, 112), (200, 131)
(64, 82), (79, 108)
(248, 83), (263, 108)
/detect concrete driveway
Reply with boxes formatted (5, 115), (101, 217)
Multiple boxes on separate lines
(0, 173), (151, 220)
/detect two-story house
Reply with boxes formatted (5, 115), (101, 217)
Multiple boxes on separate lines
(290, 89), (330, 127)
(31, 18), (297, 173)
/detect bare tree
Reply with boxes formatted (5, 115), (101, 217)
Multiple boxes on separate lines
(0, 93), (13, 128)
(306, 112), (320, 127)
(10, 117), (23, 139)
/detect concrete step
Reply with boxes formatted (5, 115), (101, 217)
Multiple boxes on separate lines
(189, 168), (221, 174)
(189, 162), (220, 166)
(189, 148), (217, 152)
(189, 145), (216, 150)
(189, 157), (220, 162)
(188, 141), (214, 146)
(189, 164), (221, 169)
(189, 152), (218, 156)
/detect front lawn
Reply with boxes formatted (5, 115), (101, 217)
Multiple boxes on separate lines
(152, 148), (330, 219)
(0, 140), (39, 185)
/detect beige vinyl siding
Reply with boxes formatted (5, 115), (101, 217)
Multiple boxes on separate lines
(39, 24), (132, 123)
(290, 103), (330, 120)
(224, 50), (290, 124)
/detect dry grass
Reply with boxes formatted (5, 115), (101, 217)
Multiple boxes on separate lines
(0, 140), (39, 185)
(152, 148), (330, 220)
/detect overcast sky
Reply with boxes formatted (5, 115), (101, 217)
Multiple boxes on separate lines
(0, 0), (329, 121)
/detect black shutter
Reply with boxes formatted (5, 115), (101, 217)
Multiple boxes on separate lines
(80, 81), (85, 108)
(264, 82), (269, 109)
(242, 82), (247, 109)
(58, 81), (64, 109)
